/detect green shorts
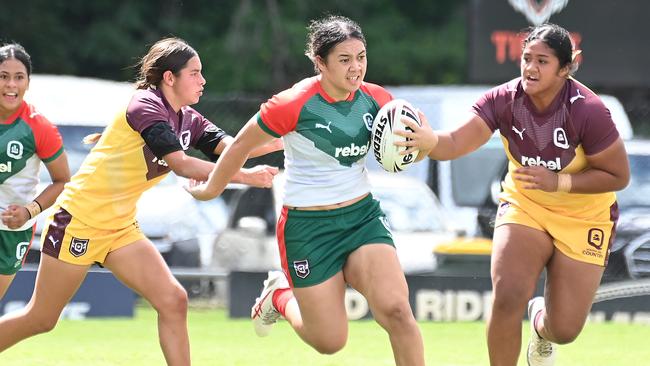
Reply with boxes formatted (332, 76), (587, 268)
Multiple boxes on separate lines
(277, 194), (394, 288)
(0, 227), (34, 275)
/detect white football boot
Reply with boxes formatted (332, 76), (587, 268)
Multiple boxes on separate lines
(527, 297), (557, 366)
(251, 270), (290, 337)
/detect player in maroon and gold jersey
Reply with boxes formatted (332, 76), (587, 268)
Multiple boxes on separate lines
(0, 38), (281, 365)
(401, 24), (629, 366)
(0, 43), (70, 300)
(187, 16), (424, 366)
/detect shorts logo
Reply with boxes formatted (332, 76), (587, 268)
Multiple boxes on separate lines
(69, 237), (89, 257)
(15, 242), (29, 260)
(497, 201), (510, 218)
(379, 216), (393, 237)
(293, 260), (310, 279)
(587, 228), (604, 250)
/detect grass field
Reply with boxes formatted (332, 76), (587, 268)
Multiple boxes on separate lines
(1, 303), (649, 366)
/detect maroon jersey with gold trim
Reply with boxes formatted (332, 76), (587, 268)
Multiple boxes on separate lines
(473, 78), (619, 216)
(56, 88), (226, 229)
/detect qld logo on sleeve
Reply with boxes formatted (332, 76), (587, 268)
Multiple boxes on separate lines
(69, 237), (89, 257)
(293, 259), (310, 279)
(179, 131), (191, 150)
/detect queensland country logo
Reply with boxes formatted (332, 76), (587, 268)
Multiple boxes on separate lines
(508, 0), (569, 26)
(582, 228), (605, 260)
(293, 259), (310, 279)
(69, 237), (89, 257)
(587, 228), (604, 250)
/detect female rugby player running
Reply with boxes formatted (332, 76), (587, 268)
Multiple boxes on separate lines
(397, 23), (629, 366)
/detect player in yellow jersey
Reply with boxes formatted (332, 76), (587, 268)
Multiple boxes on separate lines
(0, 38), (281, 365)
(399, 24), (629, 366)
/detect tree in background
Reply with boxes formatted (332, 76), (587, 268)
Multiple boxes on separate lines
(0, 0), (467, 94)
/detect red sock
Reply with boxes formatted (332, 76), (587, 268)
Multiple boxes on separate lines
(272, 288), (293, 317)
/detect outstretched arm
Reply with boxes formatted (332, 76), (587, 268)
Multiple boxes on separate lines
(249, 138), (283, 157)
(213, 135), (283, 159)
(395, 112), (493, 161)
(185, 117), (278, 200)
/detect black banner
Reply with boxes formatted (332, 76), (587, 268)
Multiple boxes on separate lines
(468, 0), (650, 88)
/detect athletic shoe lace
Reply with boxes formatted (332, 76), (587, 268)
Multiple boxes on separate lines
(261, 307), (280, 324)
(535, 338), (553, 357)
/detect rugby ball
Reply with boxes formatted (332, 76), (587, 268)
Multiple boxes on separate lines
(371, 99), (421, 173)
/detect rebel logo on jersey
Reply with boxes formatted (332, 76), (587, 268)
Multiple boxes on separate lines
(0, 161), (12, 173)
(520, 155), (562, 171)
(143, 146), (171, 180)
(334, 142), (369, 158)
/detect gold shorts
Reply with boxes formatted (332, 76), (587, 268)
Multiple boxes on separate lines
(495, 199), (618, 266)
(40, 207), (145, 265)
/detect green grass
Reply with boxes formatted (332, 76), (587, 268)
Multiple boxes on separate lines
(1, 303), (649, 365)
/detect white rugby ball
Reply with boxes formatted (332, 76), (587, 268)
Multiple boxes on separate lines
(371, 99), (421, 173)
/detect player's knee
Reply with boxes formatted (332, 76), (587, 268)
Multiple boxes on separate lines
(376, 298), (417, 330)
(490, 281), (530, 315)
(547, 319), (583, 344)
(311, 337), (347, 355)
(30, 314), (59, 334)
(154, 284), (188, 315)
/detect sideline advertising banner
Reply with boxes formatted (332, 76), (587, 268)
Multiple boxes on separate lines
(230, 272), (650, 324)
(0, 266), (136, 318)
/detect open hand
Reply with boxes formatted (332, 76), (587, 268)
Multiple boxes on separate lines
(184, 179), (213, 201)
(513, 166), (559, 192)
